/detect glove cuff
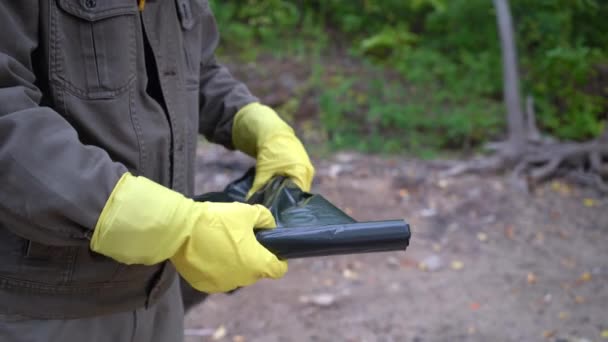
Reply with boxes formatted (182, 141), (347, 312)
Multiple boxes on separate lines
(90, 173), (194, 265)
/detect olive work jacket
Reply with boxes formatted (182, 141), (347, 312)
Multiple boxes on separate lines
(0, 0), (257, 319)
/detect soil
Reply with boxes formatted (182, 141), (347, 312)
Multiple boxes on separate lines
(184, 143), (608, 342)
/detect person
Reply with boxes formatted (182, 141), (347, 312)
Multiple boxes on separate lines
(0, 1), (314, 341)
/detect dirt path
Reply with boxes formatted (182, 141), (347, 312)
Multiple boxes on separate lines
(185, 144), (608, 342)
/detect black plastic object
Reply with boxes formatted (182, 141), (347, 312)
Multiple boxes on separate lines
(193, 169), (410, 259)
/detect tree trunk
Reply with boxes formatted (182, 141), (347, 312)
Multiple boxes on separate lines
(599, 125), (608, 143)
(443, 1), (607, 193)
(493, 0), (526, 157)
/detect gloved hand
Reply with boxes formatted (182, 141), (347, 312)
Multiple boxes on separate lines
(232, 103), (315, 198)
(90, 173), (287, 293)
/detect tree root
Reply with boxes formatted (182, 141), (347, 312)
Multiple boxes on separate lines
(441, 139), (608, 194)
(566, 170), (608, 193)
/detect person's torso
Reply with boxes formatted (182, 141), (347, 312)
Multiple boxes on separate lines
(0, 0), (213, 318)
(42, 0), (212, 193)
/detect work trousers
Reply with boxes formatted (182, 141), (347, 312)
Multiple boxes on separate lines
(0, 278), (184, 342)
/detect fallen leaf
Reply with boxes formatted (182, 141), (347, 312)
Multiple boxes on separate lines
(342, 269), (359, 280)
(558, 229), (571, 240)
(451, 260), (464, 270)
(492, 180), (504, 191)
(574, 295), (585, 304)
(542, 330), (556, 339)
(400, 257), (418, 269)
(504, 225), (515, 240)
(386, 256), (400, 269)
(601, 329), (608, 339)
(398, 188), (409, 198)
(477, 232), (488, 242)
(233, 335), (246, 342)
(551, 181), (571, 195)
(535, 232), (545, 244)
(420, 208), (437, 217)
(527, 272), (537, 284)
(469, 302), (480, 311)
(467, 326), (477, 334)
(323, 278), (335, 287)
(579, 272), (592, 282)
(349, 261), (363, 270)
(388, 282), (401, 292)
(432, 243), (442, 252)
(310, 293), (336, 307)
(560, 258), (576, 269)
(213, 325), (227, 340)
(583, 198), (596, 207)
(328, 164), (342, 178)
(558, 311), (569, 320)
(300, 293), (337, 307)
(419, 255), (442, 272)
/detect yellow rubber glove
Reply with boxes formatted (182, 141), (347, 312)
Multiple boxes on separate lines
(90, 173), (287, 293)
(233, 103), (315, 198)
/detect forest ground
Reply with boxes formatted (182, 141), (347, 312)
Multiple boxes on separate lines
(184, 143), (608, 342)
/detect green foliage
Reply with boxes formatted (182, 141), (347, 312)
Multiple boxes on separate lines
(209, 0), (325, 59)
(533, 45), (605, 139)
(210, 0), (607, 154)
(359, 27), (418, 60)
(210, 0), (299, 39)
(317, 72), (503, 155)
(511, 0), (608, 140)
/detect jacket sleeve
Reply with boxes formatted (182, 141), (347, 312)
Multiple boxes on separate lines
(197, 5), (258, 149)
(0, 2), (127, 246)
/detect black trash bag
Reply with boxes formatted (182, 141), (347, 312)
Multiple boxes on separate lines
(193, 168), (411, 259)
(182, 169), (411, 311)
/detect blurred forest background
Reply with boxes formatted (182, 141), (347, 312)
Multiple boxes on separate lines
(209, 0), (607, 157)
(186, 2), (608, 340)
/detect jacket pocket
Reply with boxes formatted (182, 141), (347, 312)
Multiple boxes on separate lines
(52, 0), (138, 98)
(0, 227), (76, 285)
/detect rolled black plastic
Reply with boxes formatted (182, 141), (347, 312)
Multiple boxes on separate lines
(255, 220), (410, 259)
(194, 168), (411, 260)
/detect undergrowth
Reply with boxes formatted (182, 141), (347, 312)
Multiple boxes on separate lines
(209, 0), (607, 156)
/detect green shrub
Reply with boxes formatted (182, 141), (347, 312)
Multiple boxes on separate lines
(210, 0), (607, 153)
